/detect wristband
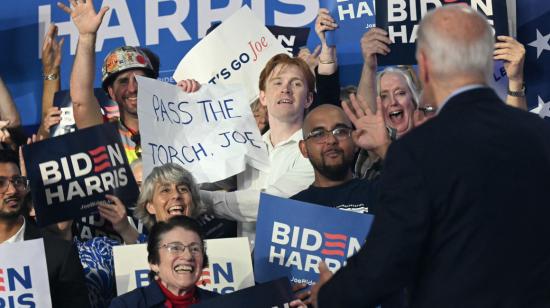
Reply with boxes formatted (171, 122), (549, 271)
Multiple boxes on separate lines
(507, 84), (525, 98)
(43, 73), (59, 81)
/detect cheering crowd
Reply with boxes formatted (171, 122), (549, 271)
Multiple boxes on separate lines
(1, 1), (549, 308)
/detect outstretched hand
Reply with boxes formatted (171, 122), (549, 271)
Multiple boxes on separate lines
(305, 262), (334, 307)
(343, 94), (391, 158)
(57, 0), (109, 36)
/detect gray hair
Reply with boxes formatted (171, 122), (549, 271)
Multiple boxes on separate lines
(134, 163), (205, 230)
(376, 67), (420, 108)
(416, 5), (494, 82)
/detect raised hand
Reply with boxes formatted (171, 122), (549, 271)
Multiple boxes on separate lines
(494, 36), (525, 85)
(38, 107), (62, 137)
(306, 262), (334, 307)
(315, 8), (338, 46)
(42, 24), (65, 75)
(57, 0), (109, 36)
(360, 27), (392, 72)
(343, 94), (391, 158)
(297, 46), (321, 72)
(99, 194), (139, 243)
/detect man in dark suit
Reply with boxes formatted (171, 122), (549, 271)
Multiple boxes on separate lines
(0, 149), (90, 307)
(310, 5), (550, 308)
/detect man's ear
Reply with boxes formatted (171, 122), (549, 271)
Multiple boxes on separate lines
(305, 92), (314, 109)
(259, 90), (267, 107)
(298, 140), (309, 159)
(417, 50), (430, 86)
(107, 86), (115, 101)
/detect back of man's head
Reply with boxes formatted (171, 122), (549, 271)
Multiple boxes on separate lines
(416, 5), (494, 82)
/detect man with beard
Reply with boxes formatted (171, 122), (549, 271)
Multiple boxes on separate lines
(0, 149), (90, 307)
(291, 104), (380, 214)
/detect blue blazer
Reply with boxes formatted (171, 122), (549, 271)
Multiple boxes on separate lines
(318, 88), (550, 308)
(110, 280), (218, 307)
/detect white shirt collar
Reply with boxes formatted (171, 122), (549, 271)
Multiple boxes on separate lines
(262, 129), (303, 151)
(2, 217), (26, 244)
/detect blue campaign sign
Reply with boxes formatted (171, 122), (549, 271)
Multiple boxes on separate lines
(192, 277), (293, 308)
(254, 193), (374, 287)
(22, 122), (140, 227)
(325, 0), (376, 66)
(375, 0), (509, 65)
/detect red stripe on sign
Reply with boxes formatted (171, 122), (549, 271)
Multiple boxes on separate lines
(93, 153), (109, 164)
(197, 278), (212, 286)
(94, 161), (111, 172)
(323, 232), (347, 241)
(0, 286), (5, 292)
(321, 249), (345, 257)
(324, 241), (346, 249)
(88, 146), (106, 156)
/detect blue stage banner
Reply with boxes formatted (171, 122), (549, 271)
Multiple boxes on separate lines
(375, 0), (509, 65)
(192, 277), (294, 308)
(325, 0), (376, 66)
(254, 193), (374, 287)
(517, 0), (550, 118)
(22, 122), (140, 227)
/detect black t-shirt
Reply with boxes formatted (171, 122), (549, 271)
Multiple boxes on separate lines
(290, 178), (379, 215)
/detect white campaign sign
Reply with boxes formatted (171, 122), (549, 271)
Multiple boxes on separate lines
(173, 6), (289, 104)
(0, 239), (52, 308)
(137, 76), (269, 183)
(113, 237), (255, 295)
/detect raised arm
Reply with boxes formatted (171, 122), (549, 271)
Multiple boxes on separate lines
(494, 35), (527, 110)
(357, 28), (392, 113)
(58, 0), (109, 129)
(0, 76), (20, 127)
(315, 8), (338, 76)
(37, 24), (64, 139)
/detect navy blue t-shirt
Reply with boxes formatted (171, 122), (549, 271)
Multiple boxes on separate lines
(290, 178), (379, 215)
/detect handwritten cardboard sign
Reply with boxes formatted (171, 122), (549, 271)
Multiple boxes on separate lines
(137, 76), (269, 183)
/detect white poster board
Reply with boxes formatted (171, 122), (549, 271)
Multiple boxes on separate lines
(137, 76), (269, 182)
(0, 239), (52, 308)
(173, 6), (289, 104)
(113, 237), (254, 295)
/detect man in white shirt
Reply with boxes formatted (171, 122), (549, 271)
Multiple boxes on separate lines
(201, 54), (316, 246)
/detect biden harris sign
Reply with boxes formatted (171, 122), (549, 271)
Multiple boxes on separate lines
(254, 193), (374, 287)
(23, 122), (140, 226)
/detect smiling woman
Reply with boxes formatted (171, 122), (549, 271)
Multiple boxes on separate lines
(109, 216), (218, 307)
(134, 163), (205, 231)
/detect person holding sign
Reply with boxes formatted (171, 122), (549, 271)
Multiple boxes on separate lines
(200, 54), (315, 248)
(109, 216), (218, 307)
(310, 5), (550, 307)
(0, 149), (90, 307)
(58, 0), (200, 164)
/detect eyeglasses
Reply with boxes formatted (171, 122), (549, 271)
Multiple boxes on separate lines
(161, 242), (202, 256)
(0, 176), (28, 194)
(418, 105), (437, 116)
(305, 126), (352, 144)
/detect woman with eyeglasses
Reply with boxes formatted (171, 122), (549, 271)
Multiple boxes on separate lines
(109, 216), (217, 307)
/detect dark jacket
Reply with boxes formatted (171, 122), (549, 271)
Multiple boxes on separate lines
(319, 88), (550, 308)
(24, 220), (90, 307)
(109, 280), (218, 307)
